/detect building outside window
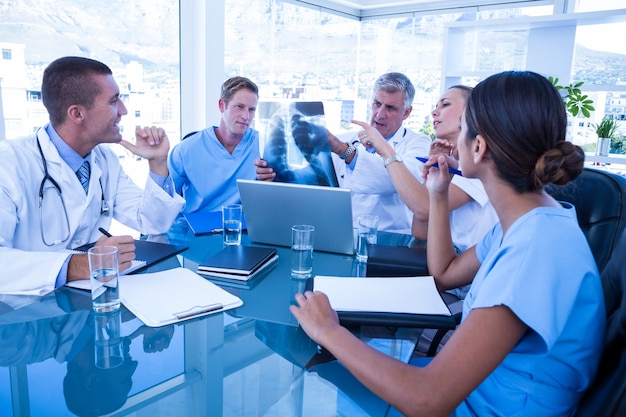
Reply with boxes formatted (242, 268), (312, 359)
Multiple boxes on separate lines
(0, 0), (624, 153)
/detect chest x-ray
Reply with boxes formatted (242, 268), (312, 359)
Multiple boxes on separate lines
(257, 101), (339, 187)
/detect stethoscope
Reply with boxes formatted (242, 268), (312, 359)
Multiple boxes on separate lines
(36, 134), (109, 246)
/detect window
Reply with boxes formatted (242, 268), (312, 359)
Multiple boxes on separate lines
(0, 1), (180, 143)
(576, 0), (626, 12)
(27, 91), (41, 102)
(225, 0), (560, 136)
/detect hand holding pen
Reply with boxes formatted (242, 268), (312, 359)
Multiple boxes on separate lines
(420, 155), (460, 194)
(416, 157), (463, 176)
(97, 227), (136, 271)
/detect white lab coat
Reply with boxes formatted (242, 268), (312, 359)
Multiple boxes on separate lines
(0, 128), (184, 296)
(333, 127), (431, 234)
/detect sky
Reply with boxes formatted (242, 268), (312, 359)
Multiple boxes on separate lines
(577, 23), (626, 55)
(576, 0), (626, 55)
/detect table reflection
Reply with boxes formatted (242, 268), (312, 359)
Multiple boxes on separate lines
(0, 219), (423, 416)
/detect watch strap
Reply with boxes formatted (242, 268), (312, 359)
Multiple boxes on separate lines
(339, 143), (357, 160)
(383, 154), (403, 167)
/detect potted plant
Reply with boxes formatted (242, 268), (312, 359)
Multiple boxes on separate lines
(594, 117), (620, 156)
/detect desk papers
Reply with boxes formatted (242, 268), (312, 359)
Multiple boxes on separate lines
(313, 276), (451, 316)
(65, 260), (146, 291)
(119, 268), (243, 327)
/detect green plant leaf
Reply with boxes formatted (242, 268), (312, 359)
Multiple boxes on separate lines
(548, 76), (594, 119)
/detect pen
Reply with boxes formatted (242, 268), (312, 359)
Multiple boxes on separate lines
(416, 157), (463, 176)
(98, 227), (113, 237)
(175, 303), (224, 320)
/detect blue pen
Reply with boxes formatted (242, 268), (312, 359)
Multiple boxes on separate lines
(416, 157), (463, 176)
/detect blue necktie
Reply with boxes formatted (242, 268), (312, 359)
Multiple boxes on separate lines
(76, 160), (90, 194)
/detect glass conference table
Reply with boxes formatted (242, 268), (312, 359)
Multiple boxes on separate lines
(0, 218), (450, 417)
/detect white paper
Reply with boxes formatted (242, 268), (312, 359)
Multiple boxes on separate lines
(118, 268), (243, 327)
(65, 260), (147, 291)
(313, 276), (451, 316)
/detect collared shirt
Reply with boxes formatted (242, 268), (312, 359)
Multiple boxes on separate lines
(47, 124), (175, 287)
(46, 124), (173, 194)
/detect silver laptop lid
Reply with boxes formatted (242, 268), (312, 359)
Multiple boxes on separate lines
(237, 179), (354, 255)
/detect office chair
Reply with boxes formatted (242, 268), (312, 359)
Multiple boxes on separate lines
(574, 227), (626, 416)
(181, 131), (199, 141)
(424, 167), (626, 356)
(545, 167), (626, 272)
(424, 173), (626, 416)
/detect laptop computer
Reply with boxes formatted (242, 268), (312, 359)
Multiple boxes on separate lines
(237, 179), (354, 255)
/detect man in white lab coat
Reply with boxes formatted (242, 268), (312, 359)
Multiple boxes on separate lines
(0, 56), (184, 295)
(256, 73), (430, 234)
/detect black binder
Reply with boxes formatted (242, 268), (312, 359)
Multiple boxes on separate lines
(305, 275), (456, 330)
(366, 244), (428, 277)
(74, 239), (188, 272)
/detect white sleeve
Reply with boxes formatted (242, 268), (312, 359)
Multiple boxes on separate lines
(451, 176), (489, 206)
(348, 130), (431, 193)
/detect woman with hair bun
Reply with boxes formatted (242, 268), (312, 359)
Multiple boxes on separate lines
(290, 71), (605, 416)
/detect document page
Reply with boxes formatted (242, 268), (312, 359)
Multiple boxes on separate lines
(314, 276), (451, 316)
(119, 268), (243, 327)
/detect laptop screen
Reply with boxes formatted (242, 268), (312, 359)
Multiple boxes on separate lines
(237, 179), (354, 255)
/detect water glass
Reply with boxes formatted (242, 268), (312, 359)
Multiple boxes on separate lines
(291, 224), (314, 279)
(88, 246), (121, 313)
(222, 204), (242, 246)
(93, 309), (124, 369)
(356, 215), (379, 262)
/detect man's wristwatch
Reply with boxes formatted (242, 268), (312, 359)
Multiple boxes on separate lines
(339, 143), (357, 160)
(383, 154), (403, 167)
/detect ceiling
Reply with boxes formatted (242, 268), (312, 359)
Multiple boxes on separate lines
(289, 0), (557, 19)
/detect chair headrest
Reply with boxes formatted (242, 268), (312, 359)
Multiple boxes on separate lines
(546, 168), (626, 272)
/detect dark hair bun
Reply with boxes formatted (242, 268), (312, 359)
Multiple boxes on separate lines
(532, 141), (585, 189)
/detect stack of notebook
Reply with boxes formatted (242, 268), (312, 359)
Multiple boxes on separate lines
(197, 245), (279, 283)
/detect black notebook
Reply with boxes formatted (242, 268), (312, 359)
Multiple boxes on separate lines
(74, 239), (188, 273)
(198, 245), (278, 280)
(201, 256), (279, 288)
(66, 239), (189, 291)
(366, 244), (428, 277)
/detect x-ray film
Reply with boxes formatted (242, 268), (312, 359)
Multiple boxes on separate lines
(257, 101), (339, 187)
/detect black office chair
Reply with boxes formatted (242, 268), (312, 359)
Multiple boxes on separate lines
(181, 130), (199, 141)
(574, 227), (626, 416)
(545, 167), (626, 272)
(424, 167), (626, 356)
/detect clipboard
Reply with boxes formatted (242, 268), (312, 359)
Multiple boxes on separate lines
(119, 268), (243, 327)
